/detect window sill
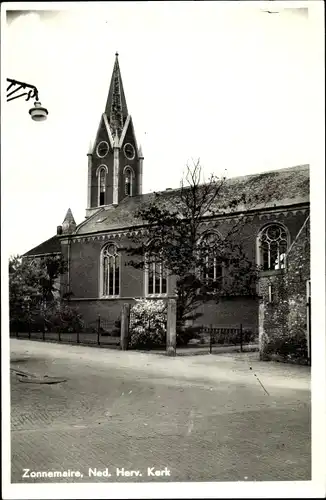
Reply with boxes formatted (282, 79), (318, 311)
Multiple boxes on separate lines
(100, 295), (120, 300)
(260, 269), (285, 277)
(145, 294), (168, 298)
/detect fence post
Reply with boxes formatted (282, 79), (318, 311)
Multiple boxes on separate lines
(27, 305), (31, 339)
(209, 325), (213, 354)
(42, 317), (45, 342)
(307, 296), (311, 366)
(166, 298), (177, 356)
(58, 330), (61, 343)
(97, 315), (101, 345)
(120, 304), (131, 350)
(240, 323), (243, 352)
(77, 330), (80, 344)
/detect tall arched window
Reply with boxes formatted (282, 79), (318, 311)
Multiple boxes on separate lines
(102, 244), (120, 297)
(200, 233), (223, 286)
(258, 224), (288, 271)
(124, 166), (134, 196)
(145, 250), (167, 296)
(97, 165), (108, 206)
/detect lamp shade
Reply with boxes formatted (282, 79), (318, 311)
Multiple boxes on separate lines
(29, 101), (48, 121)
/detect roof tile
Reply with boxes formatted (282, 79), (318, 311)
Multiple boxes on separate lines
(23, 235), (61, 257)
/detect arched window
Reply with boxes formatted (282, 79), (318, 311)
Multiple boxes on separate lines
(258, 224), (288, 271)
(102, 244), (120, 297)
(200, 233), (223, 286)
(124, 166), (134, 197)
(97, 165), (108, 206)
(145, 249), (167, 296)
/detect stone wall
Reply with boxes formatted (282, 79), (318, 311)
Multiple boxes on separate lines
(259, 217), (310, 363)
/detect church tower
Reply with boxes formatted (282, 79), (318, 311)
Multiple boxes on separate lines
(86, 53), (144, 218)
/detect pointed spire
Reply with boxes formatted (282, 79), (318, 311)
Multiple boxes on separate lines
(105, 52), (128, 138)
(63, 208), (75, 224)
(62, 208), (76, 235)
(87, 139), (93, 155)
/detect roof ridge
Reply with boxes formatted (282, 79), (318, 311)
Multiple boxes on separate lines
(226, 164), (310, 183)
(140, 164), (310, 196)
(76, 207), (106, 234)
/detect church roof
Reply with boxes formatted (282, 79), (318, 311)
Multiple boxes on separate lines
(105, 52), (129, 138)
(23, 235), (61, 257)
(76, 164), (309, 236)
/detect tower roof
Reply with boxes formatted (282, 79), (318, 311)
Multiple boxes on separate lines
(105, 52), (129, 138)
(62, 208), (76, 225)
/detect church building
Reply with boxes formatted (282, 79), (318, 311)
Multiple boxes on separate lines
(24, 53), (310, 355)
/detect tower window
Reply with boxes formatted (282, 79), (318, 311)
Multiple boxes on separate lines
(125, 171), (131, 196)
(258, 224), (288, 271)
(96, 141), (109, 158)
(124, 166), (134, 197)
(102, 244), (120, 297)
(97, 165), (108, 206)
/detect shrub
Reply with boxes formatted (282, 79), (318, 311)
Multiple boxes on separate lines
(10, 302), (84, 334)
(176, 324), (202, 346)
(242, 329), (257, 344)
(43, 302), (84, 333)
(99, 318), (121, 337)
(129, 299), (167, 349)
(263, 331), (307, 361)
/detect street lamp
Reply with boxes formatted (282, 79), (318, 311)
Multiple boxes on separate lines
(6, 78), (48, 121)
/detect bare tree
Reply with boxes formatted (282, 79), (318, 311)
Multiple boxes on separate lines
(125, 160), (260, 344)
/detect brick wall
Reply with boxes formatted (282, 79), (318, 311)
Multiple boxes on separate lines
(118, 120), (140, 200)
(61, 207), (309, 344)
(91, 122), (114, 207)
(194, 296), (259, 329)
(70, 298), (134, 325)
(90, 119), (141, 208)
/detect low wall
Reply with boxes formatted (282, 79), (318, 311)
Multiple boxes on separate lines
(69, 298), (136, 325)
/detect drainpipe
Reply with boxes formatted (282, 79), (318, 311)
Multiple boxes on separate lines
(138, 144), (144, 195)
(67, 238), (71, 296)
(87, 152), (92, 210)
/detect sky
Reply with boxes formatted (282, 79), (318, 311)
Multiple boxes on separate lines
(1, 2), (316, 257)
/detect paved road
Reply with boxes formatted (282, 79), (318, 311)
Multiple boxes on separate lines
(10, 339), (311, 483)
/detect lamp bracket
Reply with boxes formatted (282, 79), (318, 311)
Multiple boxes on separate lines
(7, 78), (39, 102)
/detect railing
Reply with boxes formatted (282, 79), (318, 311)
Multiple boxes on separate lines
(197, 324), (258, 354)
(10, 315), (121, 349)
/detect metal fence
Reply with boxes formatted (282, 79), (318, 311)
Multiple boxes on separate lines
(10, 315), (121, 349)
(10, 312), (259, 355)
(196, 324), (259, 353)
